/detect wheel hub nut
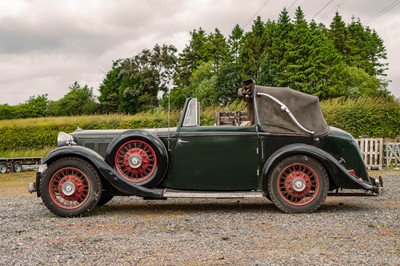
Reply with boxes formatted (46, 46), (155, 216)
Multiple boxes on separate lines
(62, 182), (76, 196)
(128, 155), (142, 168)
(292, 178), (306, 192)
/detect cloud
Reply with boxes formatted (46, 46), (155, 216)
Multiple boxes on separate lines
(0, 0), (399, 105)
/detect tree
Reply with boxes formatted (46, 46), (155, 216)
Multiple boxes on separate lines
(228, 24), (244, 61)
(329, 12), (347, 55)
(189, 62), (219, 106)
(175, 28), (209, 87)
(98, 60), (123, 113)
(99, 44), (177, 114)
(48, 82), (98, 116)
(207, 28), (230, 70)
(237, 16), (266, 80)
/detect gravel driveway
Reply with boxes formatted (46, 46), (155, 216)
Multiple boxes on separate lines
(0, 172), (399, 265)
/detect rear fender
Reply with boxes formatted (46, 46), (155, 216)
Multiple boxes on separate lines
(42, 146), (163, 198)
(261, 144), (373, 191)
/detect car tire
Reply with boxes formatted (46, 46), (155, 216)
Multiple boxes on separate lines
(97, 195), (114, 206)
(106, 131), (168, 188)
(0, 163), (7, 174)
(40, 157), (101, 217)
(268, 155), (329, 213)
(13, 162), (22, 173)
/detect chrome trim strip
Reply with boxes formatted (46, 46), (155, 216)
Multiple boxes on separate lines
(162, 190), (264, 198)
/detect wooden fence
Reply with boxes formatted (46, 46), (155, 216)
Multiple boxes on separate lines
(385, 142), (400, 167)
(356, 138), (384, 170)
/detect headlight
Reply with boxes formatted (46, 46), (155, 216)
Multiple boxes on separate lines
(57, 132), (76, 147)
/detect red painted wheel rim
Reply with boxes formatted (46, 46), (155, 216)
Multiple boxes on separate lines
(277, 163), (320, 206)
(49, 167), (91, 210)
(115, 140), (157, 182)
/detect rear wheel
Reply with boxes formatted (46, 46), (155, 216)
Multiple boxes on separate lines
(40, 157), (101, 217)
(268, 155), (329, 213)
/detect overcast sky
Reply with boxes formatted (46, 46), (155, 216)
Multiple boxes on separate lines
(0, 0), (399, 105)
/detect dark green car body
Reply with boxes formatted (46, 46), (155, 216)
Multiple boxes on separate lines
(30, 81), (382, 216)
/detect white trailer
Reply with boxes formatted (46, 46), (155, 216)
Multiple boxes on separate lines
(0, 157), (42, 174)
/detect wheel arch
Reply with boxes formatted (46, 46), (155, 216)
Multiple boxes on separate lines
(43, 146), (112, 191)
(105, 129), (169, 187)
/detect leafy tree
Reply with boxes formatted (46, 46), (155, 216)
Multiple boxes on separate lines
(189, 62), (219, 106)
(48, 82), (98, 116)
(99, 44), (177, 114)
(0, 104), (15, 120)
(329, 12), (347, 55)
(98, 60), (123, 113)
(237, 16), (266, 80)
(228, 24), (244, 61)
(175, 28), (210, 87)
(207, 28), (230, 70)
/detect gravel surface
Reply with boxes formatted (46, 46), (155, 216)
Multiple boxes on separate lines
(0, 173), (399, 265)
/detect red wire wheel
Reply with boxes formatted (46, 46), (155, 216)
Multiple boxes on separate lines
(277, 163), (320, 206)
(114, 140), (157, 182)
(268, 155), (329, 213)
(48, 167), (91, 210)
(41, 157), (101, 217)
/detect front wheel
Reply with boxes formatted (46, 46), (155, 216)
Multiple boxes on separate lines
(40, 157), (102, 217)
(268, 155), (329, 213)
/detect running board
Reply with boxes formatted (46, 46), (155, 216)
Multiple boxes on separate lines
(162, 189), (264, 199)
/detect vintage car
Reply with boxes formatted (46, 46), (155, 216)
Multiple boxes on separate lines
(29, 80), (383, 217)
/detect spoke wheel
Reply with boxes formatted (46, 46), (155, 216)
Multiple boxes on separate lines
(49, 167), (90, 210)
(268, 155), (328, 213)
(115, 140), (157, 183)
(277, 163), (320, 206)
(41, 157), (101, 217)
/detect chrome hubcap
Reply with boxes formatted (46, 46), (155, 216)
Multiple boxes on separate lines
(128, 155), (142, 168)
(292, 178), (306, 192)
(61, 181), (76, 196)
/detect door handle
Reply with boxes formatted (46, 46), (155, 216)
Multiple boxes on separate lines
(177, 138), (189, 144)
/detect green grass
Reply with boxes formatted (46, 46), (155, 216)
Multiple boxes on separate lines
(0, 172), (36, 196)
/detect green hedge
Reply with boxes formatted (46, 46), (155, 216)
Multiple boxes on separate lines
(321, 97), (400, 138)
(1, 97), (400, 153)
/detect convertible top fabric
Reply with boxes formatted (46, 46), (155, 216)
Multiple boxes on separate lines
(255, 86), (330, 136)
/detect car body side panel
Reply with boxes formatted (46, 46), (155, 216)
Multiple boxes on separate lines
(317, 127), (368, 181)
(165, 126), (260, 190)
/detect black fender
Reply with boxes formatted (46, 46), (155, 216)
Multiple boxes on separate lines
(261, 143), (373, 191)
(42, 145), (163, 198)
(105, 129), (169, 187)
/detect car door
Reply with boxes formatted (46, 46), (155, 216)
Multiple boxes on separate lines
(166, 126), (260, 191)
(165, 98), (260, 191)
